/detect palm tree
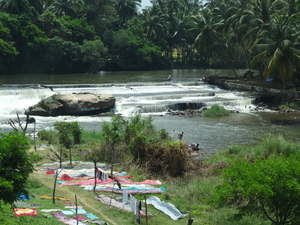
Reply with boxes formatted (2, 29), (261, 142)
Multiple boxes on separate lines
(251, 14), (300, 90)
(0, 0), (29, 14)
(115, 0), (141, 27)
(141, 5), (166, 41)
(45, 0), (83, 18)
(190, 8), (223, 65)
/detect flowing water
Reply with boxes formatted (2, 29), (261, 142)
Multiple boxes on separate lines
(1, 69), (300, 157)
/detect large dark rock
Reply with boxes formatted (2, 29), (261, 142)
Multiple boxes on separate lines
(28, 93), (115, 116)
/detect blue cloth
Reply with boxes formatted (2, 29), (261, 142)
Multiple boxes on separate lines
(56, 181), (66, 184)
(85, 213), (99, 220)
(17, 194), (33, 201)
(71, 208), (87, 214)
(62, 210), (74, 215)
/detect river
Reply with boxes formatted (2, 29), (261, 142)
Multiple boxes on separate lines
(1, 69), (300, 157)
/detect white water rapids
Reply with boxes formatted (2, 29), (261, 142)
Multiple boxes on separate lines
(1, 81), (299, 156)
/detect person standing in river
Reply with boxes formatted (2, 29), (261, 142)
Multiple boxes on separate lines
(178, 132), (183, 141)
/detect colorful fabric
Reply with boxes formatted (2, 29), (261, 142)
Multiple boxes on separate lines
(60, 178), (162, 186)
(57, 181), (67, 184)
(84, 213), (99, 220)
(46, 170), (55, 175)
(57, 174), (86, 181)
(62, 210), (75, 215)
(52, 212), (68, 220)
(71, 215), (88, 220)
(13, 208), (37, 217)
(70, 208), (87, 214)
(17, 194), (33, 201)
(40, 194), (70, 201)
(89, 187), (165, 194)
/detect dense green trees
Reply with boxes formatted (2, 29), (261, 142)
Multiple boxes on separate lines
(214, 156), (300, 224)
(0, 0), (299, 89)
(0, 131), (40, 206)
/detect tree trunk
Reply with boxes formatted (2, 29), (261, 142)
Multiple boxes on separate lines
(94, 161), (97, 193)
(110, 144), (115, 176)
(69, 147), (72, 166)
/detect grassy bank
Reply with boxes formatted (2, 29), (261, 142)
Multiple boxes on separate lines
(4, 126), (300, 224)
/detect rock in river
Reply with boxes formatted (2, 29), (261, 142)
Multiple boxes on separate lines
(28, 93), (115, 116)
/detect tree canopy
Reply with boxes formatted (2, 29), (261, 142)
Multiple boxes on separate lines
(0, 0), (299, 88)
(213, 155), (300, 225)
(0, 131), (40, 206)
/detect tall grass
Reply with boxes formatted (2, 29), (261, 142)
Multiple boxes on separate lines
(203, 104), (230, 117)
(208, 134), (300, 164)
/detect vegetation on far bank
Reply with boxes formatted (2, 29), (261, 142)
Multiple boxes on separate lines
(0, 0), (300, 95)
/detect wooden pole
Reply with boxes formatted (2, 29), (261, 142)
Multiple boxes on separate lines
(94, 161), (97, 193)
(52, 171), (58, 204)
(145, 195), (148, 225)
(75, 194), (78, 225)
(34, 122), (37, 151)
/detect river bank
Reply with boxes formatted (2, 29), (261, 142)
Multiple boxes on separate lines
(206, 75), (300, 111)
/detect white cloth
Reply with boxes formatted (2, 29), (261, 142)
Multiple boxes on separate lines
(130, 195), (137, 214)
(122, 189), (128, 207)
(145, 195), (187, 220)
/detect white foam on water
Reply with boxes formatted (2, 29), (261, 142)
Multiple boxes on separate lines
(0, 83), (259, 131)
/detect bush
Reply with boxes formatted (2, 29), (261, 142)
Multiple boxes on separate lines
(213, 156), (300, 224)
(202, 104), (230, 117)
(37, 129), (58, 144)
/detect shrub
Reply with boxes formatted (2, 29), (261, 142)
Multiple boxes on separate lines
(37, 129), (58, 144)
(202, 104), (229, 117)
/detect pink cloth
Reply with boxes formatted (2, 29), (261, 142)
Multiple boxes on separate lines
(71, 215), (88, 221)
(90, 187), (164, 194)
(52, 212), (67, 221)
(60, 178), (162, 186)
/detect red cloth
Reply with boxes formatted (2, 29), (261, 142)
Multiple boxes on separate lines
(57, 174), (86, 181)
(13, 208), (37, 217)
(57, 174), (74, 181)
(46, 170), (55, 175)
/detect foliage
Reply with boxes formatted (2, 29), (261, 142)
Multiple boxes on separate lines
(37, 129), (58, 144)
(213, 155), (300, 224)
(0, 38), (18, 73)
(58, 16), (97, 44)
(54, 121), (83, 149)
(0, 0), (299, 80)
(208, 135), (300, 164)
(81, 39), (107, 73)
(0, 131), (41, 206)
(100, 114), (124, 175)
(202, 104), (230, 117)
(43, 36), (80, 73)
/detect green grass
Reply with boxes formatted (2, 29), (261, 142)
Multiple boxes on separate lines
(13, 134), (300, 224)
(203, 104), (230, 117)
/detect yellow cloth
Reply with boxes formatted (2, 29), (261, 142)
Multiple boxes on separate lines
(39, 194), (70, 201)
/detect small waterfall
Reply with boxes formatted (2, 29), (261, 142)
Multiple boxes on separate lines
(116, 102), (206, 115)
(0, 87), (53, 115)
